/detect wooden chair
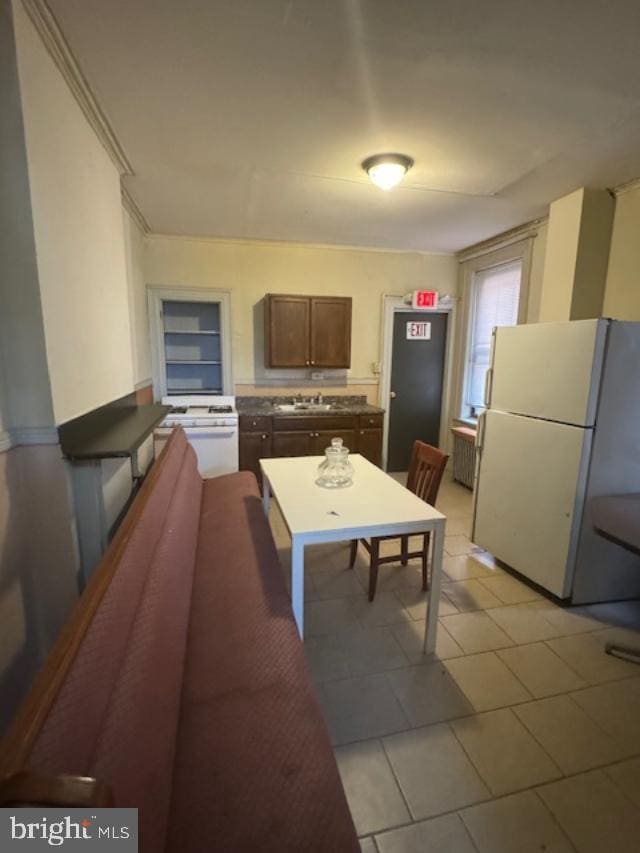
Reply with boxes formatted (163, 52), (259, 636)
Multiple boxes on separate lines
(350, 441), (449, 601)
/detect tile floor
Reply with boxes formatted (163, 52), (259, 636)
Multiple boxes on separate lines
(268, 475), (640, 853)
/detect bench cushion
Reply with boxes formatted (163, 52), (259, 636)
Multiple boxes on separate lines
(30, 430), (202, 851)
(166, 472), (359, 853)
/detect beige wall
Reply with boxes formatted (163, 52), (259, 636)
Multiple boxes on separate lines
(0, 0), (55, 434)
(538, 189), (584, 322)
(123, 208), (152, 387)
(525, 222), (548, 324)
(14, 1), (134, 425)
(603, 185), (640, 320)
(538, 187), (614, 322)
(143, 236), (458, 399)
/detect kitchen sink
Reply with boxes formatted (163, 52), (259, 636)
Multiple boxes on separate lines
(275, 403), (336, 412)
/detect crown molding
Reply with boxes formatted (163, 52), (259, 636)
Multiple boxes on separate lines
(20, 0), (133, 176)
(612, 176), (640, 197)
(121, 185), (150, 234)
(148, 231), (453, 257)
(456, 216), (548, 263)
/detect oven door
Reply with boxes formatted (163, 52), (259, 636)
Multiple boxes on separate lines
(183, 425), (239, 478)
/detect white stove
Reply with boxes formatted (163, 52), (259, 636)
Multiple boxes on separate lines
(156, 395), (239, 478)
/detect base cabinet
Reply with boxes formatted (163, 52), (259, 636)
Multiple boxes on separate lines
(272, 431), (314, 457)
(357, 429), (383, 467)
(239, 413), (383, 483)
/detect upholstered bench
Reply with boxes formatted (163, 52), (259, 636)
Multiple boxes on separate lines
(0, 427), (359, 853)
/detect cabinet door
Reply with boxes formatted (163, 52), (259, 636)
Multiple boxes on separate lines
(265, 295), (310, 367)
(310, 297), (352, 368)
(313, 430), (357, 455)
(239, 431), (272, 485)
(272, 430), (314, 457)
(357, 429), (383, 467)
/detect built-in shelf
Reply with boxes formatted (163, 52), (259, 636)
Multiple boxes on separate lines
(163, 329), (220, 335)
(165, 360), (222, 365)
(150, 290), (231, 397)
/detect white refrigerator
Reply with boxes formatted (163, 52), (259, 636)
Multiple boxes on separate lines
(472, 318), (640, 603)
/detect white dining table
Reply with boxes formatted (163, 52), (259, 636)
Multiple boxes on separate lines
(260, 454), (446, 654)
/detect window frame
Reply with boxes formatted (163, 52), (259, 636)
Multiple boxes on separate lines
(456, 239), (532, 423)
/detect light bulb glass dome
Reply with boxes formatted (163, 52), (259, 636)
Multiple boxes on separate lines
(362, 153), (413, 190)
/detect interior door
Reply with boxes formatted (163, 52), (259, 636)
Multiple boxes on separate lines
(265, 295), (310, 367)
(310, 297), (352, 368)
(489, 319), (606, 426)
(387, 312), (448, 471)
(473, 410), (591, 597)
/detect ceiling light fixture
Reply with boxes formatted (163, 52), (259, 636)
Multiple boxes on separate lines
(362, 153), (414, 190)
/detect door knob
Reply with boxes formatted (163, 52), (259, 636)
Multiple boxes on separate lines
(390, 391), (396, 399)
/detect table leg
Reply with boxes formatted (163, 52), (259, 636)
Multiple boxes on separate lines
(424, 521), (445, 654)
(262, 474), (270, 516)
(291, 535), (304, 638)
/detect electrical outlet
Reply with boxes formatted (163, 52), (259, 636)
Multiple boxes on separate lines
(311, 372), (325, 381)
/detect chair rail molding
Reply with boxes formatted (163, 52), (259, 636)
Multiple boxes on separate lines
(20, 0), (133, 176)
(11, 426), (61, 447)
(0, 430), (12, 454)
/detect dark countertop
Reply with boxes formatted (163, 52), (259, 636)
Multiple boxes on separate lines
(59, 403), (170, 461)
(237, 395), (384, 418)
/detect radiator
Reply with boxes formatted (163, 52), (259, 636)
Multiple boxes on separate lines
(451, 426), (477, 490)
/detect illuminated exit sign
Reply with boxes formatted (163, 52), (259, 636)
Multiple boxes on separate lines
(412, 290), (438, 309)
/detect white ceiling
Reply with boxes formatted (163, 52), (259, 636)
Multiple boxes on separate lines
(48, 0), (640, 252)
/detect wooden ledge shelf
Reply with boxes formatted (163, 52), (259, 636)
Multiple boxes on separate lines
(59, 403), (169, 461)
(58, 396), (170, 584)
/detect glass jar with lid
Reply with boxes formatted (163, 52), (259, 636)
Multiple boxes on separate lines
(316, 437), (354, 488)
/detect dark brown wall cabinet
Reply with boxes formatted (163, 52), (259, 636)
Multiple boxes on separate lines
(239, 412), (383, 486)
(264, 294), (352, 368)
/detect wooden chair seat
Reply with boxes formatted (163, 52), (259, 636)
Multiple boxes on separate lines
(350, 441), (449, 601)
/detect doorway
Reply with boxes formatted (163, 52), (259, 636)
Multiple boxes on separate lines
(383, 306), (451, 472)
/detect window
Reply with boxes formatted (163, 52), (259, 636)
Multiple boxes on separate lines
(464, 258), (522, 416)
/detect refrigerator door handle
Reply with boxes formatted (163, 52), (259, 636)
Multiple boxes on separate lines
(484, 367), (494, 408)
(476, 410), (486, 453)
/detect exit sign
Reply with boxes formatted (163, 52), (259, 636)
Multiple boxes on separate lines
(406, 321), (431, 340)
(412, 290), (438, 309)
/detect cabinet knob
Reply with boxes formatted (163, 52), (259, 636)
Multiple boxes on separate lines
(305, 360), (310, 366)
(360, 430), (364, 435)
(310, 360), (315, 365)
(252, 420), (257, 426)
(261, 434), (268, 439)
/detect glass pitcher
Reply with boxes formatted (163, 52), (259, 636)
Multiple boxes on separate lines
(316, 437), (355, 488)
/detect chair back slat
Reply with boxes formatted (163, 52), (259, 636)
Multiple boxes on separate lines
(406, 441), (449, 506)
